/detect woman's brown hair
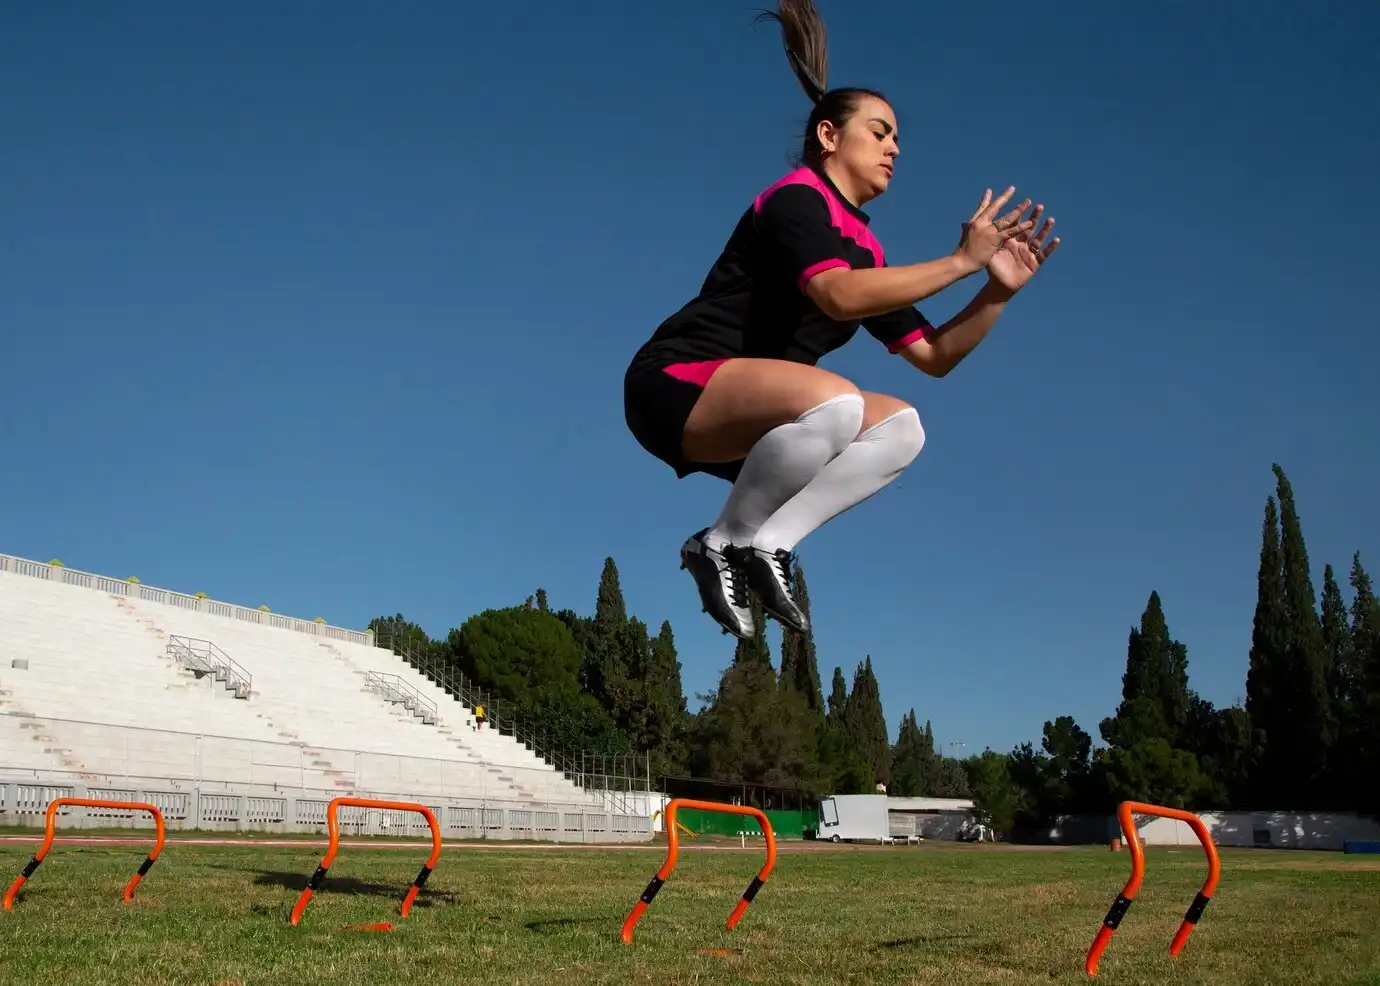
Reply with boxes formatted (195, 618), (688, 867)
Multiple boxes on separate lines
(758, 0), (889, 168)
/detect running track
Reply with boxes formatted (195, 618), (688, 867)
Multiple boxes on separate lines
(0, 835), (1063, 853)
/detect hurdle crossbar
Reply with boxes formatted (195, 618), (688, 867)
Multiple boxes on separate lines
(1085, 800), (1222, 977)
(289, 797), (442, 926)
(3, 798), (166, 911)
(621, 797), (776, 944)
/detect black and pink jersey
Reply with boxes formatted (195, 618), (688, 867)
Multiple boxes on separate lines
(629, 164), (936, 376)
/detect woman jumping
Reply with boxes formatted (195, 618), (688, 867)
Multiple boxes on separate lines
(623, 0), (1060, 640)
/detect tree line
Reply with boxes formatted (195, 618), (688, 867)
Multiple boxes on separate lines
(968, 463), (1380, 834)
(368, 550), (971, 801)
(368, 462), (1379, 835)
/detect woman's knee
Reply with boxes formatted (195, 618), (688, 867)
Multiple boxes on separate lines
(859, 392), (926, 465)
(860, 391), (913, 430)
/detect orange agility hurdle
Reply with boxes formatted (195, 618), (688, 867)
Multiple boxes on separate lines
(621, 798), (777, 944)
(1085, 800), (1222, 977)
(3, 798), (166, 910)
(289, 797), (442, 927)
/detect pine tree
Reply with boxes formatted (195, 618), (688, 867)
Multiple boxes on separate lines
(535, 588), (550, 613)
(1273, 463), (1333, 803)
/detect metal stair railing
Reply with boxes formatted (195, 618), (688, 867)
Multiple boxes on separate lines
(166, 635), (252, 699)
(371, 627), (652, 801)
(364, 671), (438, 725)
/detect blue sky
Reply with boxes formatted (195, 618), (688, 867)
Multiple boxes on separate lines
(3, 1), (1377, 759)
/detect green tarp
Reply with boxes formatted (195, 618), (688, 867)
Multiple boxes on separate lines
(674, 806), (813, 840)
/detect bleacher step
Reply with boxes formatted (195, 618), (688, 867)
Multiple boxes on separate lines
(1, 576), (622, 814)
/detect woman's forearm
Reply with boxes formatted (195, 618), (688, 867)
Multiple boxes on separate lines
(806, 253), (981, 321)
(903, 279), (1014, 376)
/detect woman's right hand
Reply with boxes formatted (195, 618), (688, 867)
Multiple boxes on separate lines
(955, 187), (1033, 273)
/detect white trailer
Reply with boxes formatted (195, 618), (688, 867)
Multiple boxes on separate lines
(816, 794), (976, 843)
(816, 794), (891, 843)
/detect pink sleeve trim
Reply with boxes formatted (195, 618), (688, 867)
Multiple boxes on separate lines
(798, 258), (850, 293)
(886, 325), (934, 353)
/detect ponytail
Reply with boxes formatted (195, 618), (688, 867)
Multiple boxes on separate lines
(757, 1), (889, 169)
(757, 0), (830, 103)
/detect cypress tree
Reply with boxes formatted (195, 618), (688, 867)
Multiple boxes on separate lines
(921, 720), (938, 794)
(643, 620), (689, 777)
(1273, 464), (1333, 803)
(844, 657), (891, 788)
(1348, 555), (1380, 816)
(1245, 495), (1289, 804)
(827, 667), (848, 721)
(583, 557), (631, 708)
(594, 558), (627, 628)
(1351, 554), (1380, 665)
(1320, 563), (1352, 802)
(890, 710), (926, 796)
(778, 561), (824, 712)
(1100, 592), (1192, 749)
(733, 597), (773, 668)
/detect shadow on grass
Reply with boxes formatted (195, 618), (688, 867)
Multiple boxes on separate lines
(524, 916), (612, 934)
(242, 868), (462, 909)
(876, 932), (979, 950)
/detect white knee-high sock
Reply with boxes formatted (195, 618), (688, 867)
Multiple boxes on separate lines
(751, 407), (926, 553)
(704, 393), (865, 551)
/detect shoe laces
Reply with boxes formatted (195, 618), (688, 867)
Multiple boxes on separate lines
(720, 547), (751, 608)
(768, 548), (794, 591)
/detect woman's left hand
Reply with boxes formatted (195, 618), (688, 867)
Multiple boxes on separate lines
(987, 206), (1060, 293)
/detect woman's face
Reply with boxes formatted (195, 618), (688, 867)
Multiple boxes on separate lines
(818, 94), (899, 203)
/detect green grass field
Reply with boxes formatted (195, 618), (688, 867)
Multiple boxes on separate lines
(1, 835), (1376, 985)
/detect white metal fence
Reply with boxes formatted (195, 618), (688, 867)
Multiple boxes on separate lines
(1, 713), (645, 819)
(0, 777), (654, 842)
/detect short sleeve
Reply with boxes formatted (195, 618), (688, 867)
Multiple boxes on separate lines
(756, 184), (852, 292)
(863, 303), (936, 353)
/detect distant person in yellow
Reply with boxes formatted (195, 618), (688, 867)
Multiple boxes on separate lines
(474, 704), (486, 730)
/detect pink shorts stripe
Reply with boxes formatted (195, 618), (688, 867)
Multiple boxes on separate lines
(662, 358), (729, 388)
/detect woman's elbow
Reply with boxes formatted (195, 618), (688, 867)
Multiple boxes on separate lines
(899, 341), (954, 378)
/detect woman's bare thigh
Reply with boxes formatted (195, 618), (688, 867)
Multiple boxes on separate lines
(681, 358), (860, 464)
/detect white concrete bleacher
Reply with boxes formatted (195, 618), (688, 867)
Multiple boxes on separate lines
(0, 561), (601, 810)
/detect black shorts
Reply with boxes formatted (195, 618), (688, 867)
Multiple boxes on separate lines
(624, 357), (744, 483)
